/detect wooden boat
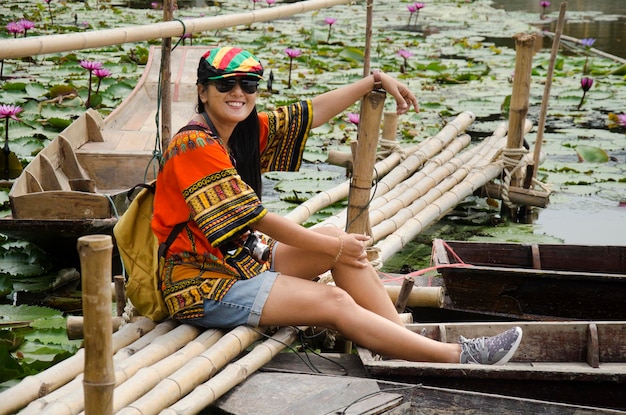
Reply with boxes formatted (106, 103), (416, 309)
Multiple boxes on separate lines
(432, 239), (626, 320)
(357, 321), (626, 410)
(213, 371), (626, 415)
(0, 46), (204, 260)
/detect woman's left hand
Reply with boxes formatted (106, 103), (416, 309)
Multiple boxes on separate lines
(380, 72), (419, 115)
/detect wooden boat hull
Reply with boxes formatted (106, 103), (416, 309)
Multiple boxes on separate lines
(0, 46), (205, 260)
(432, 239), (626, 320)
(357, 321), (626, 410)
(214, 371), (626, 414)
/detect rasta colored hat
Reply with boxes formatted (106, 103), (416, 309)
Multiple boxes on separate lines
(197, 47), (264, 83)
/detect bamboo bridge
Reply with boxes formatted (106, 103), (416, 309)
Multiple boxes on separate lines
(0, 0), (558, 413)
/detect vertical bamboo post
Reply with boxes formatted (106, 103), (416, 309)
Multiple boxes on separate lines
(506, 32), (536, 189)
(346, 90), (386, 235)
(531, 2), (567, 182)
(382, 112), (398, 141)
(160, 0), (174, 150)
(362, 0), (373, 76)
(79, 235), (114, 415)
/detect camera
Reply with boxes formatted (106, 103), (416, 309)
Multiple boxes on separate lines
(243, 232), (270, 263)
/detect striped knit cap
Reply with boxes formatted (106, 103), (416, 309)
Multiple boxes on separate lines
(197, 47), (264, 83)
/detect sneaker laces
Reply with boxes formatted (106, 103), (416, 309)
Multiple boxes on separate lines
(460, 335), (487, 364)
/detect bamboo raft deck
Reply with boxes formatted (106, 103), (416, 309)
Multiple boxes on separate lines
(3, 317), (626, 414)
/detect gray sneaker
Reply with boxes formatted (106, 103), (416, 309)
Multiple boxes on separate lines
(459, 326), (523, 365)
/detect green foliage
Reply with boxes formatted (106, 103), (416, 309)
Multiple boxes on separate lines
(0, 305), (81, 385)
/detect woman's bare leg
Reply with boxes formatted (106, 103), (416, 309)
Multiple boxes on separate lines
(272, 228), (402, 324)
(259, 274), (461, 363)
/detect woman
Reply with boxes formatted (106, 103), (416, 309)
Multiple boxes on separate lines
(152, 46), (522, 365)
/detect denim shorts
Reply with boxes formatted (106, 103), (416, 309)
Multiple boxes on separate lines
(194, 270), (278, 328)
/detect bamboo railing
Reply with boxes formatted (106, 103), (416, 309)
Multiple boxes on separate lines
(0, 0), (352, 60)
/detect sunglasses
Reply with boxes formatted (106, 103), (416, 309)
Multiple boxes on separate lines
(211, 77), (260, 94)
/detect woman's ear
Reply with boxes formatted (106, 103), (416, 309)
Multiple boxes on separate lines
(197, 84), (209, 103)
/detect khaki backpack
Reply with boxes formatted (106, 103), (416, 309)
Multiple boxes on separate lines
(113, 182), (185, 321)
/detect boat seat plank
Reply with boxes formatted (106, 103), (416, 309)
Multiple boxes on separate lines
(531, 243), (541, 269)
(25, 171), (43, 193)
(587, 323), (599, 368)
(9, 191), (111, 219)
(38, 154), (64, 191)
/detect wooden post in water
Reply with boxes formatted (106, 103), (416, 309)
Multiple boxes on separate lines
(503, 33), (537, 219)
(346, 90), (386, 235)
(507, 32), (537, 190)
(78, 235), (114, 415)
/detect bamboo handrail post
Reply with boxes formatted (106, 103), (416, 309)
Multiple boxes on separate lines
(159, 0), (174, 150)
(506, 32), (537, 190)
(346, 90), (386, 235)
(78, 235), (115, 415)
(382, 112), (398, 141)
(531, 2), (567, 182)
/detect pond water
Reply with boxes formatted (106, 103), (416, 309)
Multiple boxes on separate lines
(490, 0), (626, 59)
(473, 0), (626, 246)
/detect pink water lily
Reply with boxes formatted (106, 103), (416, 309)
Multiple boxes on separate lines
(617, 113), (626, 128)
(284, 48), (302, 88)
(407, 2), (425, 27)
(577, 77), (593, 110)
(94, 68), (112, 94)
(6, 22), (24, 37)
(80, 60), (104, 108)
(324, 17), (337, 43)
(0, 104), (23, 179)
(398, 49), (413, 73)
(266, 0), (276, 5)
(347, 112), (360, 125)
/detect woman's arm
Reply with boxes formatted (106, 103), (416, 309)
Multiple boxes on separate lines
(310, 71), (419, 128)
(251, 212), (369, 267)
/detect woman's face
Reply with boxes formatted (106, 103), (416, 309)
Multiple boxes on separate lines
(198, 77), (258, 128)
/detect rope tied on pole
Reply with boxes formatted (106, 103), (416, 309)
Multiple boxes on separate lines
(377, 138), (407, 161)
(495, 147), (550, 208)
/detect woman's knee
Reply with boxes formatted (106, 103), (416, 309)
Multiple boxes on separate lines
(323, 285), (359, 314)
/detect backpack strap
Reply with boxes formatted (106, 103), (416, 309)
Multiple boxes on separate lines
(158, 221), (186, 259)
(126, 182), (187, 260)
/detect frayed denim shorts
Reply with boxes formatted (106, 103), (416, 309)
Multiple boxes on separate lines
(187, 244), (279, 329)
(191, 270), (278, 329)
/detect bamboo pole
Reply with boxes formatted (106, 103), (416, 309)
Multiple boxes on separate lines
(159, 0), (174, 150)
(346, 90), (386, 234)
(362, 0), (373, 76)
(78, 235), (115, 415)
(531, 2), (567, 182)
(116, 325), (264, 415)
(386, 284), (444, 310)
(287, 142), (424, 225)
(375, 120), (533, 263)
(0, 0), (353, 60)
(506, 32), (537, 189)
(108, 329), (224, 414)
(161, 326), (302, 415)
(10, 319), (156, 415)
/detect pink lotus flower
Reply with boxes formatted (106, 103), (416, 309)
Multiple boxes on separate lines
(540, 1), (550, 18)
(266, 0), (276, 6)
(577, 77), (593, 110)
(347, 113), (360, 125)
(284, 48), (302, 88)
(0, 104), (22, 121)
(324, 17), (337, 43)
(398, 49), (413, 73)
(0, 104), (23, 179)
(617, 113), (626, 128)
(80, 60), (103, 71)
(6, 22), (24, 37)
(80, 60), (104, 108)
(408, 2), (425, 27)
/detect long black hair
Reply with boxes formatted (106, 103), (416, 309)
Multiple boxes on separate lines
(196, 93), (263, 199)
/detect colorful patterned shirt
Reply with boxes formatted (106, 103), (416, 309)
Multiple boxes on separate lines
(152, 100), (313, 320)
